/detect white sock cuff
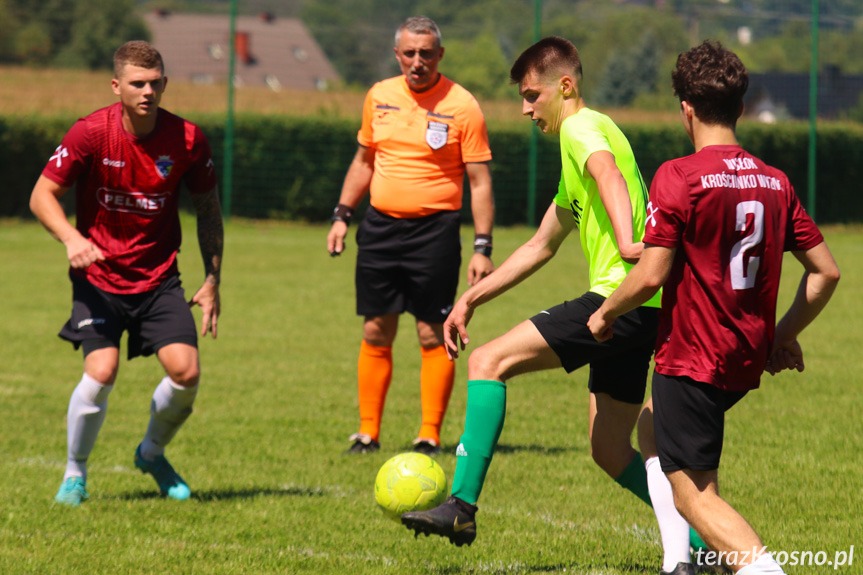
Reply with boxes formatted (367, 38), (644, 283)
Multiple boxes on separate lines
(159, 375), (200, 395)
(159, 375), (189, 391)
(738, 552), (784, 574)
(754, 552), (783, 572)
(162, 375), (198, 393)
(645, 455), (660, 471)
(79, 373), (113, 404)
(156, 376), (198, 409)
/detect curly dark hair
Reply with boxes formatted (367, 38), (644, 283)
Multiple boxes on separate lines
(671, 40), (748, 127)
(113, 41), (164, 79)
(510, 36), (582, 85)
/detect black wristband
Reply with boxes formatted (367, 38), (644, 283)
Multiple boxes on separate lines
(474, 234), (492, 257)
(331, 203), (354, 225)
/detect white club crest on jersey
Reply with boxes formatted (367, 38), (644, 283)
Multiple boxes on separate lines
(50, 145), (69, 168)
(426, 121), (449, 150)
(646, 201), (659, 227)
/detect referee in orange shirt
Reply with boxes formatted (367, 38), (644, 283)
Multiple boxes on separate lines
(327, 16), (495, 456)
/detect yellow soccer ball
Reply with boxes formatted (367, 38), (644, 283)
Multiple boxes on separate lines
(374, 452), (447, 521)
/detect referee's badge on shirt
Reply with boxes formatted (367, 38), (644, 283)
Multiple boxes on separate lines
(426, 121), (449, 150)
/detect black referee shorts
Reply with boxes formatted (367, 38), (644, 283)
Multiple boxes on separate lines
(529, 291), (658, 404)
(652, 372), (748, 472)
(59, 272), (198, 360)
(355, 206), (461, 324)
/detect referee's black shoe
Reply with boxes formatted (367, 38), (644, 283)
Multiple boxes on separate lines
(661, 562), (696, 575)
(412, 438), (441, 456)
(401, 496), (477, 547)
(344, 433), (380, 455)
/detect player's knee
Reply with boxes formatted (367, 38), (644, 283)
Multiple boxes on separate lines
(363, 328), (396, 347)
(84, 365), (118, 386)
(84, 349), (119, 385)
(589, 437), (631, 477)
(467, 345), (505, 380)
(363, 315), (398, 347)
(166, 364), (200, 387)
(417, 331), (443, 349)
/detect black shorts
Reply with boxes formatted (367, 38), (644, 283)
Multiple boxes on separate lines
(59, 272), (198, 360)
(355, 206), (461, 323)
(652, 372), (748, 472)
(529, 292), (658, 404)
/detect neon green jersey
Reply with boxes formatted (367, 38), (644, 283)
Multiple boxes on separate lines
(553, 108), (661, 308)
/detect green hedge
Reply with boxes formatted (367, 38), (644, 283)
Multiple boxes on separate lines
(0, 115), (77, 217)
(3, 113), (861, 225)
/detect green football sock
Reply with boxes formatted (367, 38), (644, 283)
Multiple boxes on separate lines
(614, 451), (652, 506)
(450, 380), (506, 505)
(690, 527), (709, 552)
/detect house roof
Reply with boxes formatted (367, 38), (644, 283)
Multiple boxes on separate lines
(143, 11), (340, 91)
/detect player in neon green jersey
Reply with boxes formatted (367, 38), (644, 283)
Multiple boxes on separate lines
(402, 36), (699, 575)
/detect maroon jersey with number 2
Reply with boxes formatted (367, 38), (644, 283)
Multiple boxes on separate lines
(42, 102), (217, 294)
(643, 145), (823, 391)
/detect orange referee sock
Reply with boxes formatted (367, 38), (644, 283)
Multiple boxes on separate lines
(357, 341), (393, 442)
(418, 345), (456, 444)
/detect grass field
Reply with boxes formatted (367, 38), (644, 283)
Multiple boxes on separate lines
(0, 65), (682, 126)
(1, 219), (861, 574)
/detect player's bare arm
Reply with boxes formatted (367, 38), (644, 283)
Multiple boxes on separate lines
(443, 203), (572, 358)
(588, 244), (674, 342)
(586, 150), (643, 264)
(190, 186), (224, 338)
(465, 161), (495, 286)
(327, 145), (375, 256)
(30, 175), (105, 268)
(766, 241), (840, 375)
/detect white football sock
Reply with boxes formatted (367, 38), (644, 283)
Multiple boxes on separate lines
(65, 373), (113, 481)
(645, 456), (691, 572)
(738, 552), (785, 574)
(139, 376), (197, 461)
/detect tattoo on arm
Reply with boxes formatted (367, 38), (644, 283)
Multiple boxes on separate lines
(191, 188), (224, 284)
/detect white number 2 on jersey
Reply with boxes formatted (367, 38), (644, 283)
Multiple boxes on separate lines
(730, 201), (764, 290)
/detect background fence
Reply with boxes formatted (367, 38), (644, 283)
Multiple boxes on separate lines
(3, 0), (863, 225)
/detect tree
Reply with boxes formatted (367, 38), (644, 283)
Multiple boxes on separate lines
(14, 22), (52, 65)
(541, 1), (688, 104)
(440, 30), (513, 100)
(54, 0), (150, 69)
(594, 31), (664, 108)
(301, 0), (411, 87)
(0, 0), (21, 63)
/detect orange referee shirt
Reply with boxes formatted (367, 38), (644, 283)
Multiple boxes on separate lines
(358, 74), (492, 218)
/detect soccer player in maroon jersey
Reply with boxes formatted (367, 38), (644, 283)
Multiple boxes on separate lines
(588, 41), (839, 574)
(30, 41), (223, 506)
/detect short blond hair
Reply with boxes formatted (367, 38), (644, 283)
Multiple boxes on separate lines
(113, 41), (164, 79)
